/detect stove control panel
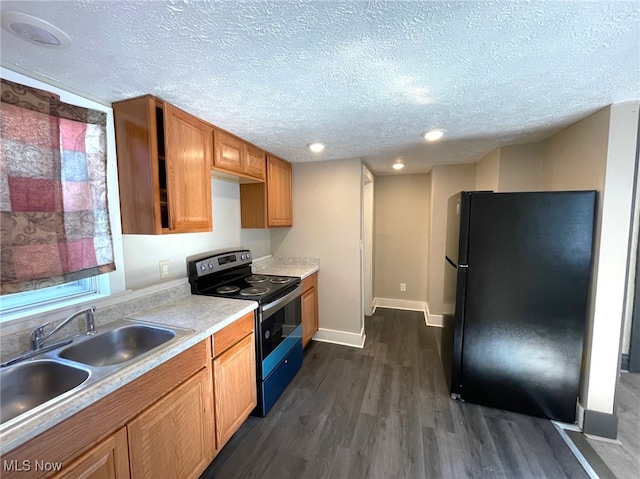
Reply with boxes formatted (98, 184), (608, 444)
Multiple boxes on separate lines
(188, 249), (253, 278)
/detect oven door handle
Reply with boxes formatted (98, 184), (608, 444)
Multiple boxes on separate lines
(261, 284), (301, 318)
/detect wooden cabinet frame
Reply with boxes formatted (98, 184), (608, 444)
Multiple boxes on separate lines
(302, 273), (319, 348)
(211, 313), (257, 450)
(113, 95), (212, 234)
(213, 129), (266, 181)
(239, 155), (293, 228)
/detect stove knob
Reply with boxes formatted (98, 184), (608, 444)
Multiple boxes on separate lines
(200, 264), (206, 271)
(208, 262), (214, 269)
(247, 253), (252, 259)
(241, 254), (246, 260)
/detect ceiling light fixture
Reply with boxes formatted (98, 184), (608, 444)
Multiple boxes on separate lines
(1, 12), (71, 48)
(392, 163), (405, 170)
(423, 129), (446, 142)
(307, 142), (325, 153)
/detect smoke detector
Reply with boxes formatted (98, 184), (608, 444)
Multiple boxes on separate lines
(1, 11), (71, 48)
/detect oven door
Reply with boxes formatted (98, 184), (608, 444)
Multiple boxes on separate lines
(258, 284), (302, 379)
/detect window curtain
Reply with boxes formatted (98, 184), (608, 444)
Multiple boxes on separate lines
(0, 78), (115, 295)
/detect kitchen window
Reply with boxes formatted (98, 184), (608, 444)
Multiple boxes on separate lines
(0, 275), (109, 321)
(0, 69), (126, 324)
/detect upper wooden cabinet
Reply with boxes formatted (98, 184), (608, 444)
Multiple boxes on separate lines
(239, 155), (293, 228)
(267, 155), (293, 227)
(113, 95), (212, 234)
(213, 130), (266, 181)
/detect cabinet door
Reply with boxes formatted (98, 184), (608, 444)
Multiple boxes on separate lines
(302, 286), (318, 348)
(52, 428), (129, 479)
(213, 333), (257, 448)
(164, 105), (213, 233)
(128, 368), (214, 479)
(267, 156), (293, 227)
(245, 145), (266, 180)
(112, 95), (159, 234)
(213, 130), (244, 174)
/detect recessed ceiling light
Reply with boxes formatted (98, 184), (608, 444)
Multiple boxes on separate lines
(1, 12), (71, 48)
(423, 129), (446, 142)
(307, 142), (325, 153)
(392, 163), (405, 170)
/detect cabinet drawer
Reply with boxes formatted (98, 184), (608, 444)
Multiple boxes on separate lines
(302, 273), (317, 294)
(213, 312), (254, 358)
(260, 339), (302, 414)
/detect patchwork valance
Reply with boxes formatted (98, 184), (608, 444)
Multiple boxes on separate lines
(0, 78), (115, 295)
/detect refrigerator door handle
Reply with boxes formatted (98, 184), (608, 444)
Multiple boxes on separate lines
(458, 264), (468, 269)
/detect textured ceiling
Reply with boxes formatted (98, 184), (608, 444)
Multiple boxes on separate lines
(1, 1), (639, 175)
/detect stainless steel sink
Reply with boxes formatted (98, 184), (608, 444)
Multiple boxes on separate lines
(0, 359), (90, 424)
(59, 323), (177, 367)
(0, 318), (193, 430)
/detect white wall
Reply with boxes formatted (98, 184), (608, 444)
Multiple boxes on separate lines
(475, 148), (500, 191)
(427, 164), (477, 317)
(499, 143), (543, 192)
(374, 174), (430, 303)
(271, 158), (364, 347)
(123, 178), (271, 290)
(582, 103), (638, 413)
(363, 166), (375, 317)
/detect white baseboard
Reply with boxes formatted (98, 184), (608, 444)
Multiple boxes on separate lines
(313, 326), (366, 349)
(372, 298), (444, 328)
(373, 297), (425, 312)
(424, 302), (444, 328)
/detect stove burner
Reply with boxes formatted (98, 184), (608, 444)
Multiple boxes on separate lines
(269, 277), (292, 284)
(246, 275), (268, 283)
(216, 285), (240, 294)
(240, 287), (270, 296)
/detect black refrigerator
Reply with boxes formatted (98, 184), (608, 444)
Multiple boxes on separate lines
(441, 190), (596, 423)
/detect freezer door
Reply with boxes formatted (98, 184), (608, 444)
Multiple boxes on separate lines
(460, 191), (595, 423)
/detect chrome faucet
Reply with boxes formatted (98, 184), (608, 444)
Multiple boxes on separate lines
(30, 306), (97, 351)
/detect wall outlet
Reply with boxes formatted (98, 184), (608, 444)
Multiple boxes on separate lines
(159, 260), (170, 279)
(400, 283), (406, 292)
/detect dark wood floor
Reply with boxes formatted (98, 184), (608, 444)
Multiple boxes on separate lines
(201, 308), (588, 479)
(586, 371), (640, 479)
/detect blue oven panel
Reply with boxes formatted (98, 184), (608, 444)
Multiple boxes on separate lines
(258, 337), (303, 416)
(262, 324), (302, 380)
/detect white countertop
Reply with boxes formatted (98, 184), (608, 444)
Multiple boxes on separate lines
(254, 264), (318, 279)
(252, 256), (319, 279)
(0, 295), (257, 454)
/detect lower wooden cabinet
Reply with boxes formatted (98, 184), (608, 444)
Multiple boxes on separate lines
(301, 273), (319, 348)
(211, 312), (257, 449)
(51, 428), (129, 479)
(128, 368), (214, 479)
(213, 333), (257, 448)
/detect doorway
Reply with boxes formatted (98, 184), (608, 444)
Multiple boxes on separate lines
(362, 166), (374, 317)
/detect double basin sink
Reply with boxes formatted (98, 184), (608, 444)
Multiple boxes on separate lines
(0, 319), (193, 428)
